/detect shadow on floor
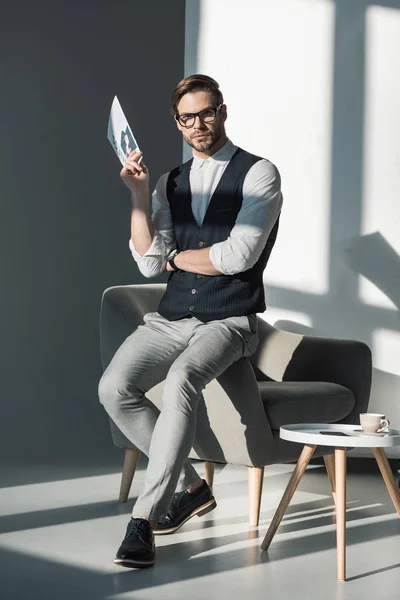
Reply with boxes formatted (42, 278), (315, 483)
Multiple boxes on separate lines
(1, 512), (399, 600)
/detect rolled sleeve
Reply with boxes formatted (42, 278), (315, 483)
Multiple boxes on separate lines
(129, 233), (170, 278)
(209, 160), (282, 275)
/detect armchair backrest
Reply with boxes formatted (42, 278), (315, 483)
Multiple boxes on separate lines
(250, 317), (372, 424)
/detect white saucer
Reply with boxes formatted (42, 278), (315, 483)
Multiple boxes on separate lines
(352, 430), (391, 437)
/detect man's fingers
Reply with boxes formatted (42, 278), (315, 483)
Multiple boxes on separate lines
(121, 164), (137, 176)
(126, 157), (142, 166)
(128, 150), (143, 160)
(126, 158), (143, 172)
(121, 162), (146, 178)
(121, 151), (147, 180)
(128, 151), (144, 166)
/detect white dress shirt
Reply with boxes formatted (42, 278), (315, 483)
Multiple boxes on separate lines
(129, 139), (283, 277)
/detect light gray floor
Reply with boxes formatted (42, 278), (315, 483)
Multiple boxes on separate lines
(0, 457), (399, 600)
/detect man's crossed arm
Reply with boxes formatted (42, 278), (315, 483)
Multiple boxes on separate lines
(166, 247), (222, 276)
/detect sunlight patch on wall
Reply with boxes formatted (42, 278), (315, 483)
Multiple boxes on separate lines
(185, 0), (335, 295)
(360, 6), (400, 309)
(372, 328), (400, 376)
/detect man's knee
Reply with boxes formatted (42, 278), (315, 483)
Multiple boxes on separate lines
(163, 367), (203, 410)
(98, 369), (142, 413)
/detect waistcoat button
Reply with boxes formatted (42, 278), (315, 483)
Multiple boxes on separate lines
(199, 241), (204, 247)
(191, 289), (197, 294)
(189, 306), (195, 311)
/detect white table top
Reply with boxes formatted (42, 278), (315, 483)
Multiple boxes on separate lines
(280, 423), (400, 448)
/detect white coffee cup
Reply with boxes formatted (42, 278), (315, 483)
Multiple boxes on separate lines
(360, 413), (390, 434)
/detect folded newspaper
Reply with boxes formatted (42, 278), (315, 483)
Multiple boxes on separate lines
(107, 96), (140, 166)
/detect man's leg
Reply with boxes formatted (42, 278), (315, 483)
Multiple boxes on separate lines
(132, 315), (258, 522)
(98, 312), (200, 492)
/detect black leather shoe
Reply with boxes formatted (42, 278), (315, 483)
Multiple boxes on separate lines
(153, 479), (216, 535)
(114, 518), (155, 568)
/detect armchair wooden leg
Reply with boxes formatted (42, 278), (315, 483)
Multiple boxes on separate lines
(372, 448), (400, 516)
(119, 449), (140, 503)
(204, 461), (215, 487)
(324, 454), (337, 506)
(248, 466), (264, 527)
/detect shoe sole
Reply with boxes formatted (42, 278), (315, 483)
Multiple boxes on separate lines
(153, 497), (217, 535)
(114, 557), (154, 569)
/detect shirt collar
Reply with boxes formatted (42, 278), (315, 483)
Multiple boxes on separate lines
(192, 139), (237, 170)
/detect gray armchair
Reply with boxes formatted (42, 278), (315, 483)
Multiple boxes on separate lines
(100, 283), (372, 526)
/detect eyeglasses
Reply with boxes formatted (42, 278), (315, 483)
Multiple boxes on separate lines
(175, 104), (223, 128)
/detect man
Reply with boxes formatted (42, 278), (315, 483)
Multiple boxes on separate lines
(99, 74), (283, 568)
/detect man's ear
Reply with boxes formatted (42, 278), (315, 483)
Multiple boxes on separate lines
(221, 104), (228, 123)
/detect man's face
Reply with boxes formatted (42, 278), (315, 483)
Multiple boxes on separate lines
(175, 91), (227, 153)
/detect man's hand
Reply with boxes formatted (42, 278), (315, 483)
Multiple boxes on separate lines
(121, 151), (149, 193)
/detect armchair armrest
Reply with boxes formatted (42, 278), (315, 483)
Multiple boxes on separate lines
(249, 318), (372, 425)
(100, 284), (166, 370)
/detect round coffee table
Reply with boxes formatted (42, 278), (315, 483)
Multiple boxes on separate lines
(260, 423), (400, 581)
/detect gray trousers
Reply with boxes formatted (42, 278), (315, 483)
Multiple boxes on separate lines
(98, 311), (259, 521)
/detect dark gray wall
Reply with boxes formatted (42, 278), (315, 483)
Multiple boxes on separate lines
(0, 0), (185, 466)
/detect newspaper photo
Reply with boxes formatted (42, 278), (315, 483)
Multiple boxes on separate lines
(107, 96), (140, 166)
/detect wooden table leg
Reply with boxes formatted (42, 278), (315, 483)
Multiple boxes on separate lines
(372, 448), (400, 516)
(324, 454), (336, 507)
(335, 447), (347, 581)
(261, 444), (316, 551)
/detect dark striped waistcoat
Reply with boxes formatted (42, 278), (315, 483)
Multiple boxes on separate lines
(157, 147), (280, 322)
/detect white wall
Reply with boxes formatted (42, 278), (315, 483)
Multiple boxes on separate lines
(185, 0), (400, 456)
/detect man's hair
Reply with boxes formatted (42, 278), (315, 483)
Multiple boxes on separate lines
(171, 74), (224, 115)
